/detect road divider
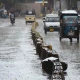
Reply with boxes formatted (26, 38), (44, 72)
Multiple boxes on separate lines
(31, 22), (68, 80)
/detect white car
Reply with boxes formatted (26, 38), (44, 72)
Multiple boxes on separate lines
(43, 14), (60, 34)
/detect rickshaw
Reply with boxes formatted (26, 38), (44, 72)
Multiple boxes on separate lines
(0, 9), (7, 18)
(59, 10), (79, 43)
(25, 9), (36, 24)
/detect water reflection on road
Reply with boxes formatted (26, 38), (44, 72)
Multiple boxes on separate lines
(0, 18), (48, 80)
(36, 19), (80, 80)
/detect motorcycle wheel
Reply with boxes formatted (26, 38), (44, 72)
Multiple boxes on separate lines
(11, 22), (14, 25)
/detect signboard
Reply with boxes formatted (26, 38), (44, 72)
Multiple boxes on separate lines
(35, 0), (48, 3)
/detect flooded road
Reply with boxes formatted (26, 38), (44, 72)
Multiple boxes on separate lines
(0, 18), (48, 80)
(36, 19), (80, 80)
(0, 18), (80, 80)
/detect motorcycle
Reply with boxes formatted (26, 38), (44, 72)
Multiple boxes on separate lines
(11, 18), (15, 25)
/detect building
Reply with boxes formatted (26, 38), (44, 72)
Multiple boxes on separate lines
(14, 0), (69, 17)
(47, 0), (68, 12)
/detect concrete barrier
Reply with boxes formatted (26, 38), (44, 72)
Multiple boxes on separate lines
(36, 41), (42, 56)
(31, 22), (67, 80)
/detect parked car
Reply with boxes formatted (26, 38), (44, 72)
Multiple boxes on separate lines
(43, 14), (60, 34)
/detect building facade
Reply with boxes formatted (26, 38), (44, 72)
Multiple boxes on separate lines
(14, 0), (69, 17)
(47, 0), (68, 12)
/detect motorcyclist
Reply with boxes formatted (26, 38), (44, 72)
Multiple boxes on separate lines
(10, 12), (15, 23)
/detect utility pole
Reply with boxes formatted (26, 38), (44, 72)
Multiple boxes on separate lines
(70, 0), (71, 9)
(59, 0), (61, 11)
(42, 0), (44, 6)
(42, 0), (45, 17)
(58, 0), (61, 16)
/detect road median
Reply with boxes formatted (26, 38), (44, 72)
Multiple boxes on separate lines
(31, 22), (68, 80)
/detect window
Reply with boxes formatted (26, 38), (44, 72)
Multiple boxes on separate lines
(45, 17), (59, 22)
(63, 16), (78, 23)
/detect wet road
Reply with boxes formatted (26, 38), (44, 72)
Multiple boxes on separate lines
(36, 19), (80, 80)
(0, 18), (80, 80)
(0, 18), (48, 80)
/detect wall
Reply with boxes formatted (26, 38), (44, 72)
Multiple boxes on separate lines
(48, 0), (68, 12)
(15, 3), (41, 17)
